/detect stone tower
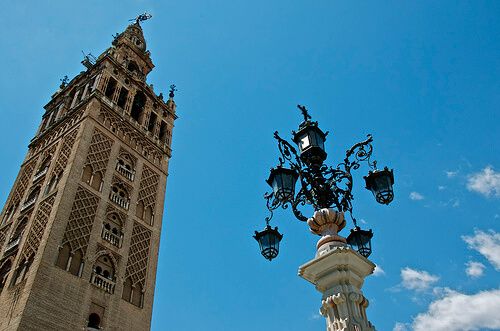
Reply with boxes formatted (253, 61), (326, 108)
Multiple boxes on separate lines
(0, 21), (176, 330)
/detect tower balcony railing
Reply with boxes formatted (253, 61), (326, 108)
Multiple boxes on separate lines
(20, 197), (37, 212)
(32, 167), (48, 182)
(109, 192), (129, 210)
(5, 237), (21, 252)
(90, 272), (115, 294)
(101, 227), (123, 248)
(115, 163), (135, 181)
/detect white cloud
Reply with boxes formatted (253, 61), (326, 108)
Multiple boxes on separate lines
(409, 192), (424, 201)
(462, 230), (500, 270)
(467, 166), (500, 198)
(393, 322), (409, 331)
(465, 261), (485, 278)
(373, 264), (385, 276)
(445, 170), (459, 178)
(438, 185), (446, 191)
(401, 267), (439, 291)
(440, 198), (460, 208)
(412, 288), (500, 331)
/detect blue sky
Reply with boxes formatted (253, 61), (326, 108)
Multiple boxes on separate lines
(1, 1), (499, 330)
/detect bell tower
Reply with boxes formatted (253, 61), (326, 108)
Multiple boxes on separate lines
(0, 18), (176, 330)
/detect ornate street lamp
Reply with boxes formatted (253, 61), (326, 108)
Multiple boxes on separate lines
(346, 227), (373, 258)
(292, 106), (328, 165)
(254, 105), (395, 260)
(253, 222), (283, 261)
(364, 167), (394, 205)
(266, 165), (298, 203)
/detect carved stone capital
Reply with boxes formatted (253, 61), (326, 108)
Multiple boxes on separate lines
(307, 208), (347, 251)
(348, 292), (363, 304)
(307, 208), (346, 235)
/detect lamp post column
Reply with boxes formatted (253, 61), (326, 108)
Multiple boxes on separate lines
(298, 209), (376, 331)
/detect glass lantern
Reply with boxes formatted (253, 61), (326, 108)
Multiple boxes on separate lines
(346, 227), (373, 258)
(266, 166), (298, 203)
(364, 167), (394, 205)
(292, 122), (327, 164)
(253, 225), (283, 261)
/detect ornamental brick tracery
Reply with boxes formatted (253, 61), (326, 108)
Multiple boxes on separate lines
(97, 107), (165, 163)
(20, 196), (55, 260)
(50, 127), (79, 178)
(61, 186), (100, 255)
(125, 222), (151, 287)
(84, 129), (114, 174)
(11, 159), (38, 207)
(0, 225), (11, 252)
(137, 165), (160, 214)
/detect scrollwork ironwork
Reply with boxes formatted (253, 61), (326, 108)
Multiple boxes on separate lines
(264, 106), (381, 227)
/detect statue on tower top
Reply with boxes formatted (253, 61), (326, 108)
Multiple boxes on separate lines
(129, 13), (153, 25)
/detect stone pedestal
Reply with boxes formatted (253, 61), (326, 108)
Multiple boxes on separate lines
(299, 208), (376, 331)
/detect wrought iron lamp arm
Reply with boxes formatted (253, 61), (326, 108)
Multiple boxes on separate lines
(326, 168), (353, 212)
(273, 131), (303, 169)
(291, 187), (310, 222)
(342, 134), (376, 172)
(326, 134), (377, 216)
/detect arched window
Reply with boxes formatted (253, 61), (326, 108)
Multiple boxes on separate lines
(90, 171), (103, 192)
(159, 121), (168, 143)
(117, 87), (129, 109)
(39, 155), (51, 171)
(82, 165), (93, 184)
(13, 218), (27, 238)
(39, 116), (49, 133)
(55, 243), (71, 270)
(93, 256), (115, 279)
(68, 88), (77, 109)
(34, 156), (51, 181)
(82, 165), (103, 192)
(144, 206), (153, 225)
(147, 112), (157, 133)
(102, 213), (123, 247)
(104, 77), (117, 99)
(1, 204), (17, 225)
(91, 255), (116, 293)
(22, 186), (40, 210)
(13, 257), (33, 285)
(45, 171), (62, 194)
(130, 91), (146, 123)
(122, 277), (133, 301)
(26, 186), (40, 202)
(0, 260), (12, 291)
(87, 313), (101, 329)
(69, 250), (83, 276)
(110, 183), (129, 210)
(127, 61), (139, 73)
(116, 155), (135, 181)
(131, 284), (143, 307)
(6, 217), (28, 251)
(135, 201), (144, 219)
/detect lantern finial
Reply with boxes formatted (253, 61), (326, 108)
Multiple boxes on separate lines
(297, 104), (312, 122)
